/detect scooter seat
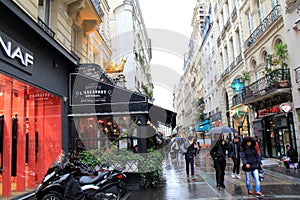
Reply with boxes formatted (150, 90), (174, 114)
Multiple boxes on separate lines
(79, 171), (109, 185)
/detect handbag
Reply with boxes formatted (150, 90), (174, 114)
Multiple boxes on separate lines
(258, 168), (264, 181)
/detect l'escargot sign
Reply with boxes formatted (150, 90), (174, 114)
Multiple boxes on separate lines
(280, 103), (292, 113)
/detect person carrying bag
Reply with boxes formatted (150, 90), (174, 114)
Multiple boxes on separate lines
(180, 136), (199, 180)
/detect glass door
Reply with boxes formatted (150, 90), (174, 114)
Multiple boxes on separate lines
(275, 128), (290, 157)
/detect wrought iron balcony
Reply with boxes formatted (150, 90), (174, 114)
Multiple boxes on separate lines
(235, 53), (242, 65)
(232, 93), (243, 106)
(91, 0), (102, 18)
(296, 67), (300, 83)
(231, 7), (237, 20)
(221, 28), (226, 39)
(66, 0), (102, 23)
(217, 36), (221, 46)
(241, 68), (290, 103)
(220, 61), (236, 79)
(230, 61), (236, 71)
(232, 69), (291, 107)
(225, 18), (231, 31)
(244, 5), (281, 50)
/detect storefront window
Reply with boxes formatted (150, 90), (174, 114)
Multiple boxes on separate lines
(74, 115), (139, 151)
(0, 73), (62, 195)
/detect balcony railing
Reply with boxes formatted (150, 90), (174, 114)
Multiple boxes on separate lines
(232, 93), (243, 106)
(231, 7), (237, 20)
(235, 53), (243, 65)
(91, 0), (102, 18)
(38, 17), (55, 38)
(220, 60), (237, 78)
(230, 61), (236, 71)
(217, 36), (221, 46)
(225, 18), (231, 31)
(240, 68), (290, 103)
(221, 28), (226, 39)
(244, 5), (281, 50)
(296, 67), (300, 83)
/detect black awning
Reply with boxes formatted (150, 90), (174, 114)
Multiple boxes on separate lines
(148, 104), (177, 129)
(69, 73), (148, 115)
(69, 73), (177, 128)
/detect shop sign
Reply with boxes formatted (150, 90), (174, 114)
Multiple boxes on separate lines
(231, 78), (244, 92)
(29, 92), (55, 104)
(71, 77), (112, 105)
(259, 106), (280, 117)
(280, 103), (292, 113)
(0, 31), (34, 74)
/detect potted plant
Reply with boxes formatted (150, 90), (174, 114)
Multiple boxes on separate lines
(275, 42), (289, 86)
(265, 42), (290, 87)
(241, 70), (251, 86)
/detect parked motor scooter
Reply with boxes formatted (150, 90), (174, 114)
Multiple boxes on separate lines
(34, 150), (126, 200)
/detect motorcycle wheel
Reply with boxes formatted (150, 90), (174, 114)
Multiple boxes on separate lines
(41, 191), (63, 200)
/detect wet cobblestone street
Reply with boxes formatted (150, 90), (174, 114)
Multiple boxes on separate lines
(126, 150), (300, 200)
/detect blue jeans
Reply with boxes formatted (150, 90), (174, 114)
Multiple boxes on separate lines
(185, 156), (194, 176)
(245, 169), (260, 192)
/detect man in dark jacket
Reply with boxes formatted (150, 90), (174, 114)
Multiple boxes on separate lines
(228, 135), (241, 179)
(241, 137), (263, 198)
(286, 144), (299, 169)
(210, 137), (228, 189)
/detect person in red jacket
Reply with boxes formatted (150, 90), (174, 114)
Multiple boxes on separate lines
(255, 136), (261, 160)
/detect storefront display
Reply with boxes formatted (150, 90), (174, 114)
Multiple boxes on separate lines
(253, 107), (296, 158)
(0, 73), (62, 195)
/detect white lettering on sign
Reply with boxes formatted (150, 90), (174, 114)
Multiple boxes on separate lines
(0, 35), (34, 66)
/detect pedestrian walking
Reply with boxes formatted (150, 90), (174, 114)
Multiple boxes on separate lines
(180, 136), (199, 180)
(210, 137), (228, 189)
(286, 144), (299, 169)
(228, 135), (242, 179)
(255, 136), (262, 160)
(170, 138), (179, 161)
(240, 137), (264, 198)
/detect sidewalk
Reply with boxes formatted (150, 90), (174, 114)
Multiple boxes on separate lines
(262, 157), (300, 184)
(7, 154), (300, 199)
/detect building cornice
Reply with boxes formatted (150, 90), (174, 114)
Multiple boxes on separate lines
(0, 0), (79, 66)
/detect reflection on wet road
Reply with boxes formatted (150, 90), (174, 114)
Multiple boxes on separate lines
(126, 150), (300, 199)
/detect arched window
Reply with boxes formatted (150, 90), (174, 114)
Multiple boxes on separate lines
(252, 59), (258, 80)
(263, 51), (269, 65)
(274, 38), (282, 46)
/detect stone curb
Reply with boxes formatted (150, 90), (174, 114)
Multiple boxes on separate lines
(263, 168), (300, 184)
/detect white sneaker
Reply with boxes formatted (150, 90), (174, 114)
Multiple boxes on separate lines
(231, 173), (236, 178)
(236, 174), (241, 179)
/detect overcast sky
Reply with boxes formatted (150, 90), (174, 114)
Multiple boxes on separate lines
(139, 0), (196, 111)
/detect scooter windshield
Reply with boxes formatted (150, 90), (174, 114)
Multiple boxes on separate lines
(49, 150), (65, 168)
